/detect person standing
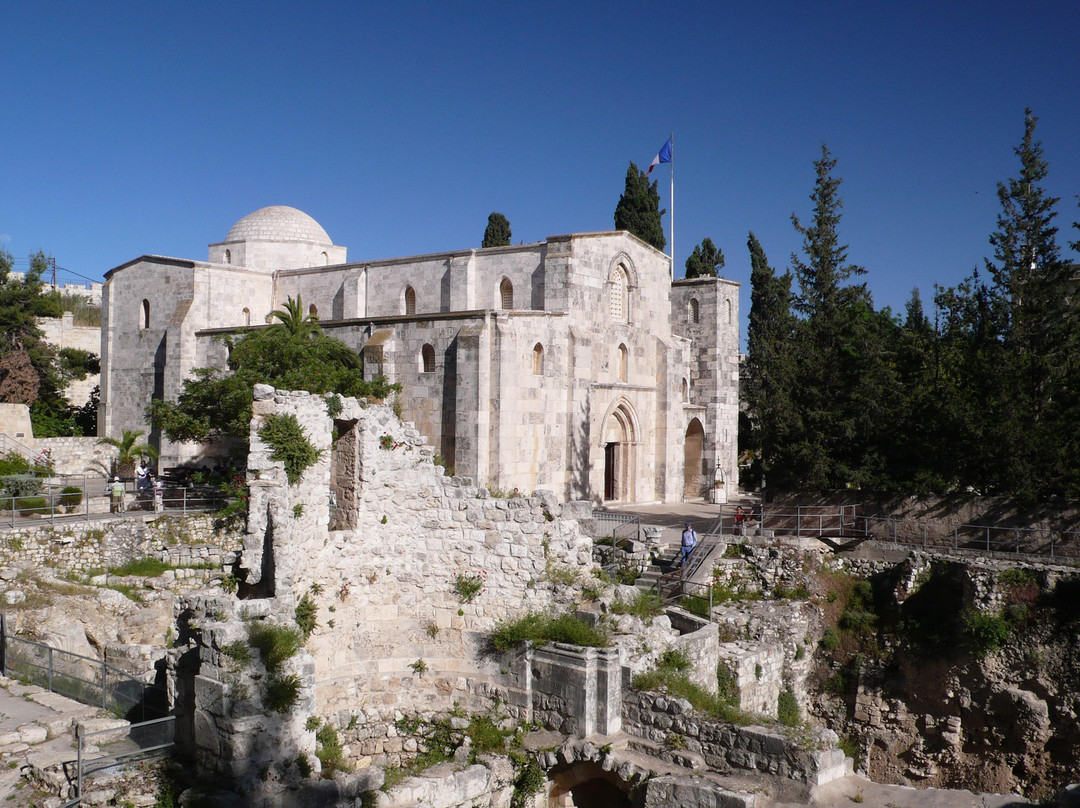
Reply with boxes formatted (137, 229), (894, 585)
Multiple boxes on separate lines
(110, 477), (126, 514)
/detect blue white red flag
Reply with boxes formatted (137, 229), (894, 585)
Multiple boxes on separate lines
(647, 136), (672, 174)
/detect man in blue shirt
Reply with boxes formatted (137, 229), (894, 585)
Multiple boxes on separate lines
(679, 522), (698, 569)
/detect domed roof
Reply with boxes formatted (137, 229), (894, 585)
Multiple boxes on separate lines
(225, 206), (333, 245)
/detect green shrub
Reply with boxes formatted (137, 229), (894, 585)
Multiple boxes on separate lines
(59, 486), (83, 509)
(264, 674), (302, 713)
(963, 610), (1011, 655)
(316, 722), (349, 775)
(511, 760), (545, 808)
(466, 714), (509, 754)
(777, 688), (801, 726)
(489, 611), (609, 652)
(258, 413), (322, 485)
(820, 627), (840, 650)
(247, 622), (303, 672)
(3, 474), (43, 498)
(999, 567), (1037, 587)
(325, 394), (343, 418)
(0, 451), (33, 477)
(17, 496), (50, 515)
(295, 593), (318, 639)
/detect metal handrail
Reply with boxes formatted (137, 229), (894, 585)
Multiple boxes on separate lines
(0, 433), (40, 462)
(61, 715), (176, 808)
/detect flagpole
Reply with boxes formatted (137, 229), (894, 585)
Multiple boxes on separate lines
(669, 131), (674, 280)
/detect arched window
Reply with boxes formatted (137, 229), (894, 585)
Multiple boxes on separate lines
(618, 343), (628, 382)
(309, 303), (318, 318)
(404, 286), (416, 315)
(141, 299), (150, 330)
(242, 307), (251, 326)
(725, 298), (732, 324)
(224, 249), (231, 265)
(499, 278), (513, 310)
(532, 343), (544, 375)
(609, 265), (628, 322)
(682, 378), (689, 401)
(321, 251), (329, 265)
(421, 344), (435, 374)
(688, 298), (699, 324)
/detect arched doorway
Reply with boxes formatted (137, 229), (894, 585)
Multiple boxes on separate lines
(684, 418), (705, 500)
(548, 762), (634, 807)
(602, 403), (636, 502)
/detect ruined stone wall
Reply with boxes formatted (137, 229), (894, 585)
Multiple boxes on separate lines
(622, 690), (850, 786)
(37, 312), (101, 407)
(238, 386), (594, 747)
(0, 515), (238, 574)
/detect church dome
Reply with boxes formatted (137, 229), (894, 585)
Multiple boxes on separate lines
(225, 206), (333, 245)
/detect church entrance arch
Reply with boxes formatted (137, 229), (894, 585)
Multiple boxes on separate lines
(602, 401), (637, 502)
(684, 418), (705, 500)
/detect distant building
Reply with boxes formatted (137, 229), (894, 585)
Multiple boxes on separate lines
(100, 206), (739, 504)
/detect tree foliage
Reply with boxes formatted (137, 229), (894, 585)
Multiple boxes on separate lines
(684, 238), (725, 278)
(0, 249), (97, 436)
(744, 113), (1080, 503)
(614, 162), (666, 251)
(149, 295), (397, 446)
(481, 212), (512, 248)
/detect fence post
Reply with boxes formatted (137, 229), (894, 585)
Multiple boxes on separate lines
(1015, 528), (1020, 555)
(76, 724), (83, 805)
(101, 658), (108, 710)
(0, 613), (5, 676)
(985, 527), (990, 552)
(796, 507), (801, 538)
(923, 524), (927, 550)
(183, 488), (187, 516)
(48, 646), (54, 692)
(85, 473), (90, 520)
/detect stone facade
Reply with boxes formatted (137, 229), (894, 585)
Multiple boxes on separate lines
(100, 206), (740, 504)
(37, 312), (101, 407)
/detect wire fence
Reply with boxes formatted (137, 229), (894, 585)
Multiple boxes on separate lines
(60, 716), (176, 808)
(0, 617), (169, 724)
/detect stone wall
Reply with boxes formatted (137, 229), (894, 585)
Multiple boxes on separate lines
(36, 312), (101, 407)
(0, 403), (34, 440)
(0, 515), (237, 574)
(34, 437), (117, 477)
(622, 690), (850, 786)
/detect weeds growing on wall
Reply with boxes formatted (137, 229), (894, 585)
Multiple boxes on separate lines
(259, 413), (322, 485)
(264, 674), (302, 713)
(453, 571), (486, 603)
(488, 611), (609, 653)
(295, 593), (318, 639)
(247, 622), (302, 673)
(777, 687), (801, 726)
(632, 653), (751, 725)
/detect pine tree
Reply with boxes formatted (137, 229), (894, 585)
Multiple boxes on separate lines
(743, 232), (797, 492)
(982, 109), (1071, 500)
(614, 162), (666, 251)
(684, 238), (725, 278)
(482, 212), (512, 248)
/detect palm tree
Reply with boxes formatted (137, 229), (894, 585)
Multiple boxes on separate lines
(268, 295), (320, 341)
(97, 429), (158, 479)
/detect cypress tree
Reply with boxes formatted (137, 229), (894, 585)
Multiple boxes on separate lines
(614, 162), (666, 251)
(684, 238), (725, 278)
(481, 212), (512, 248)
(743, 232), (797, 493)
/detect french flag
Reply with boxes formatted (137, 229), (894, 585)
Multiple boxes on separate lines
(647, 136), (672, 174)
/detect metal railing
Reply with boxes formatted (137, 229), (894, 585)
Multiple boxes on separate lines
(857, 515), (1080, 562)
(0, 617), (168, 724)
(0, 478), (227, 528)
(60, 716), (176, 808)
(0, 433), (40, 463)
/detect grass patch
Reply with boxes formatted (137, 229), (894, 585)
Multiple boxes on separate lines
(264, 674), (302, 713)
(489, 611), (609, 653)
(777, 687), (801, 726)
(610, 589), (663, 620)
(315, 721), (350, 776)
(295, 593), (318, 639)
(109, 557), (173, 577)
(633, 654), (751, 725)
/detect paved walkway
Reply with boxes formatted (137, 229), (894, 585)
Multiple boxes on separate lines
(0, 675), (127, 799)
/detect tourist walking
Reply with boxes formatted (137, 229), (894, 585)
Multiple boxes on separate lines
(679, 522), (698, 570)
(110, 477), (126, 514)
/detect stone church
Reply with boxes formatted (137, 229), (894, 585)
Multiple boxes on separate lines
(100, 206), (739, 504)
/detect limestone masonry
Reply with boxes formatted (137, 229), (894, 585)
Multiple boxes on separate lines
(99, 205), (739, 504)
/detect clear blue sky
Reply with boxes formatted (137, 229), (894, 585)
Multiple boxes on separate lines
(3, 1), (1079, 335)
